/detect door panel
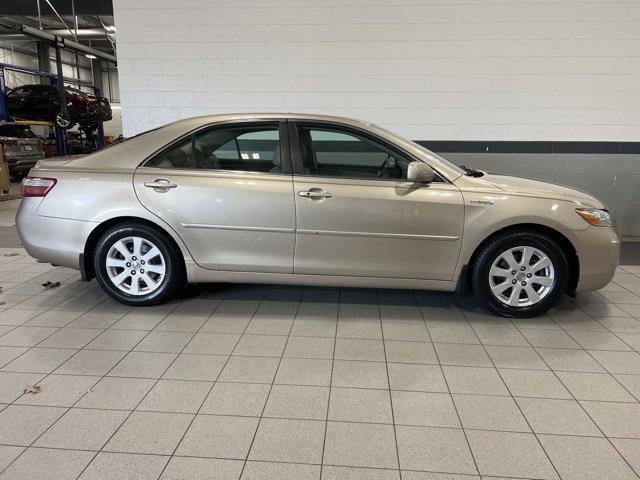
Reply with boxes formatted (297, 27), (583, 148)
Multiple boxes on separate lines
(135, 168), (295, 273)
(293, 177), (464, 280)
(134, 120), (295, 273)
(289, 121), (464, 281)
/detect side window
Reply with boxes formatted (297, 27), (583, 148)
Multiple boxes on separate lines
(145, 137), (194, 169)
(145, 124), (282, 173)
(194, 125), (280, 172)
(298, 126), (410, 180)
(29, 86), (48, 95)
(9, 87), (30, 97)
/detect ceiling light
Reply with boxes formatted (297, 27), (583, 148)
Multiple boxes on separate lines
(85, 54), (97, 59)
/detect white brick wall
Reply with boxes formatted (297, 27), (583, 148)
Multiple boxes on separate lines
(113, 0), (640, 140)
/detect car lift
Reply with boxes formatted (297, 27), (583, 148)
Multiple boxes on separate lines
(0, 25), (116, 157)
(0, 63), (107, 156)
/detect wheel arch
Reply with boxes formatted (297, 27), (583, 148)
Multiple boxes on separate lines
(459, 223), (579, 297)
(81, 216), (188, 281)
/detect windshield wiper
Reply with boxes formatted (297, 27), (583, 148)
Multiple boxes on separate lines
(459, 165), (484, 177)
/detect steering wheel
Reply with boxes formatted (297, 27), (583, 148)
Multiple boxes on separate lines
(376, 154), (392, 178)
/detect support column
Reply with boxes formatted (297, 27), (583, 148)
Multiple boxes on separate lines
(54, 45), (69, 156)
(36, 41), (50, 84)
(92, 59), (104, 94)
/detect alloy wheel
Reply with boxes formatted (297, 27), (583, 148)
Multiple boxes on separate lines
(55, 111), (72, 128)
(488, 246), (555, 307)
(105, 236), (166, 296)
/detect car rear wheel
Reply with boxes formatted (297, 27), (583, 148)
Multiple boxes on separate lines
(93, 222), (184, 306)
(55, 110), (75, 129)
(471, 230), (569, 317)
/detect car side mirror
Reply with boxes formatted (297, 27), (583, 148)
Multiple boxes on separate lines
(407, 161), (436, 183)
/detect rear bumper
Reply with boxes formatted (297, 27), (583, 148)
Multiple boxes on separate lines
(563, 226), (620, 292)
(16, 197), (96, 270)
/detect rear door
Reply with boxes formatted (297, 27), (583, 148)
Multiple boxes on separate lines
(290, 121), (464, 281)
(134, 120), (296, 273)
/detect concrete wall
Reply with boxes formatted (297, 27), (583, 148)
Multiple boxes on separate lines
(113, 0), (640, 141)
(112, 0), (640, 236)
(444, 152), (640, 236)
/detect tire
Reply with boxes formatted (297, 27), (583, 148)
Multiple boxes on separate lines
(93, 222), (185, 306)
(471, 230), (569, 317)
(54, 110), (75, 129)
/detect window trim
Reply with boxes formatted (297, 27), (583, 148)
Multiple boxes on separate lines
(141, 120), (291, 175)
(288, 120), (445, 183)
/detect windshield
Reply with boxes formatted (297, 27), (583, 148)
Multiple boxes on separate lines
(369, 124), (466, 176)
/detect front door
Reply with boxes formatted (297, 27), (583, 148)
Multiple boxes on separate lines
(290, 122), (464, 281)
(134, 121), (296, 273)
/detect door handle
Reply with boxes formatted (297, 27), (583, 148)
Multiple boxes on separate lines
(298, 188), (332, 199)
(144, 179), (177, 190)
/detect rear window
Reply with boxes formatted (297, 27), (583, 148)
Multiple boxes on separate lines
(65, 87), (87, 95)
(0, 125), (36, 138)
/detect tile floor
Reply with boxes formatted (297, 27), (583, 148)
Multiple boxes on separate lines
(1, 248), (640, 479)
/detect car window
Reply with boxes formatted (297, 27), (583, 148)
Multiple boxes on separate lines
(194, 125), (280, 172)
(145, 137), (195, 169)
(28, 85), (49, 95)
(9, 87), (30, 97)
(297, 126), (411, 180)
(0, 125), (36, 138)
(145, 124), (281, 173)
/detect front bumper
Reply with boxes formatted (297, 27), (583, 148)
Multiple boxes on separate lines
(78, 105), (112, 123)
(16, 197), (97, 270)
(562, 226), (620, 292)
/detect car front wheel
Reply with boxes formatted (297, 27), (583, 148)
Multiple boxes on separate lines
(471, 230), (569, 317)
(93, 222), (184, 306)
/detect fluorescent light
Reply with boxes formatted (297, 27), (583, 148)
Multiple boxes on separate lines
(85, 54), (97, 59)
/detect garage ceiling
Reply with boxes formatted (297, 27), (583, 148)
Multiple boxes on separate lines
(0, 0), (115, 57)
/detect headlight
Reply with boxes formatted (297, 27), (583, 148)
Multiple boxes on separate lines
(576, 208), (613, 227)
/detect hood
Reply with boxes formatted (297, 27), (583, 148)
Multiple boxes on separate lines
(481, 173), (606, 209)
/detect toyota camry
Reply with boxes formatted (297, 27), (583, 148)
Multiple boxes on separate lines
(16, 114), (620, 317)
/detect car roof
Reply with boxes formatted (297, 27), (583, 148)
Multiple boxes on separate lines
(8, 84), (51, 90)
(8, 84), (86, 93)
(161, 113), (372, 128)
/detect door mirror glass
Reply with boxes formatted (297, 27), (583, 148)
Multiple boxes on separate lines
(407, 161), (436, 183)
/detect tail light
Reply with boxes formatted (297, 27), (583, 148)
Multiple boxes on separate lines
(22, 177), (57, 197)
(0, 139), (19, 147)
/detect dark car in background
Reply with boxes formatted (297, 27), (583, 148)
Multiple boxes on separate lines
(6, 84), (112, 129)
(0, 123), (44, 179)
